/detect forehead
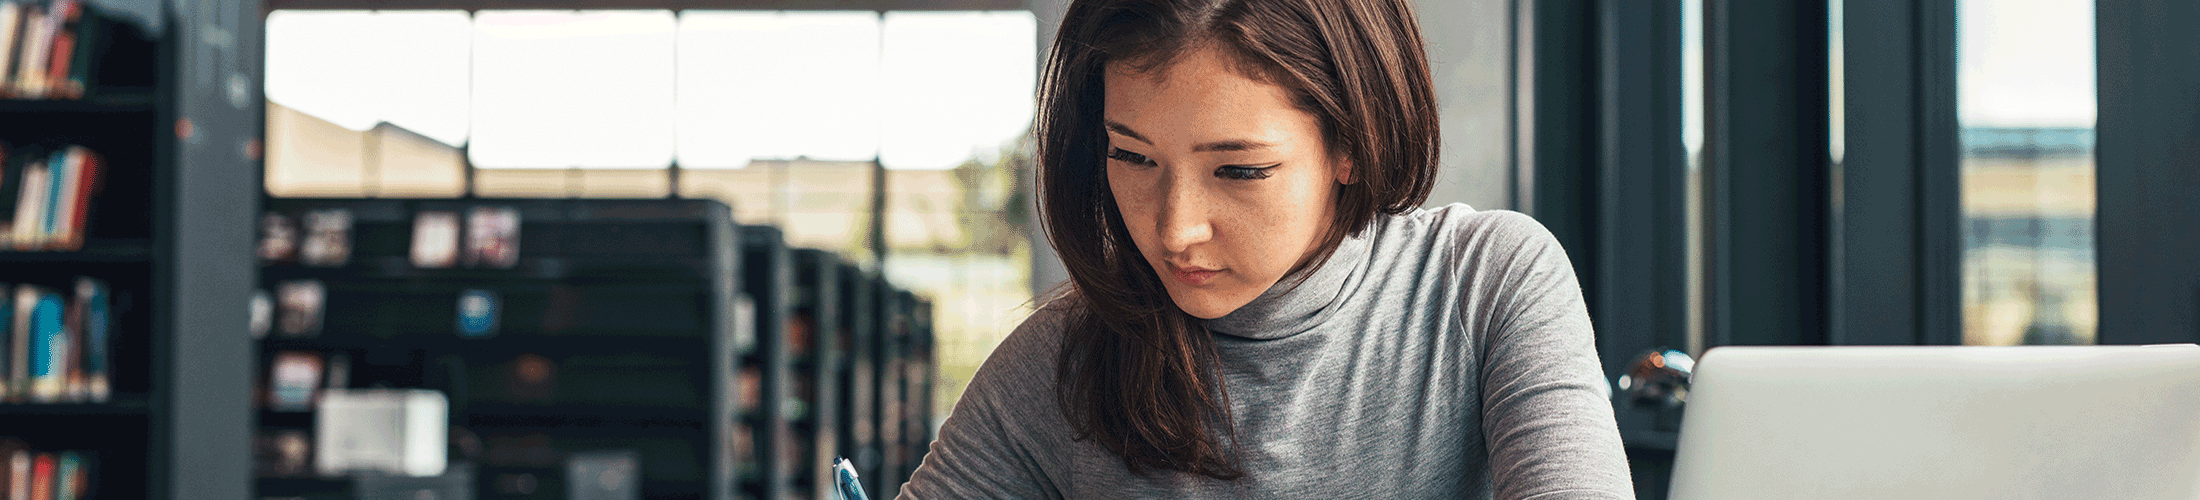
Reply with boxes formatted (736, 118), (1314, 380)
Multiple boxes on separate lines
(1101, 46), (1314, 143)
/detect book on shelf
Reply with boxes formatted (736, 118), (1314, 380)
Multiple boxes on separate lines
(267, 350), (323, 412)
(456, 288), (499, 339)
(69, 277), (106, 402)
(1, 0), (121, 100)
(0, 278), (114, 404)
(464, 206), (518, 269)
(0, 440), (92, 500)
(274, 279), (323, 338)
(409, 210), (458, 269)
(253, 429), (312, 477)
(298, 209), (351, 267)
(0, 143), (105, 252)
(257, 212), (296, 264)
(29, 282), (61, 403)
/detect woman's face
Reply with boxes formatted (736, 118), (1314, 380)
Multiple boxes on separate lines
(1103, 44), (1347, 320)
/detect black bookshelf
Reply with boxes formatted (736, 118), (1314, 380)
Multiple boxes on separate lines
(253, 198), (739, 500)
(834, 259), (883, 497)
(0, 0), (262, 498)
(736, 225), (791, 500)
(787, 249), (837, 500)
(873, 288), (934, 498)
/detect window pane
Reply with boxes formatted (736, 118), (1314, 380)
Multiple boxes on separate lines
(264, 10), (471, 146)
(1681, 0), (1706, 356)
(677, 11), (882, 168)
(470, 10), (677, 169)
(1957, 0), (2097, 345)
(878, 11), (1036, 170)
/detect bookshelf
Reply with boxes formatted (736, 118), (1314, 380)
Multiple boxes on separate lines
(832, 258), (882, 497)
(735, 224), (790, 500)
(873, 288), (933, 500)
(0, 0), (261, 498)
(253, 198), (739, 500)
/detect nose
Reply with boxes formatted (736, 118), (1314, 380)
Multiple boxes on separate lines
(1155, 169), (1212, 255)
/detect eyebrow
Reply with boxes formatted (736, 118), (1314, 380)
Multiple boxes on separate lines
(1105, 120), (1276, 153)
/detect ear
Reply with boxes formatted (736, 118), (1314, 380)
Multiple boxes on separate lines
(1333, 156), (1356, 185)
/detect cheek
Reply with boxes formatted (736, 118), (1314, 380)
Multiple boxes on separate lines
(1104, 165), (1161, 248)
(1215, 170), (1335, 266)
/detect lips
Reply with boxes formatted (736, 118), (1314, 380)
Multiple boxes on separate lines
(1168, 263), (1224, 286)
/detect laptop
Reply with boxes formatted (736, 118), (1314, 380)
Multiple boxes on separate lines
(1668, 345), (2200, 500)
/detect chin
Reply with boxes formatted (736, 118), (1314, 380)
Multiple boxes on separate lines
(1165, 286), (1253, 320)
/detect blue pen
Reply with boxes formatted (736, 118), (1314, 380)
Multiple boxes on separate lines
(834, 456), (871, 500)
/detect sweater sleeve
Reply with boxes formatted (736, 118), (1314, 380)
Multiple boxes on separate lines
(1469, 212), (1635, 500)
(898, 307), (1068, 500)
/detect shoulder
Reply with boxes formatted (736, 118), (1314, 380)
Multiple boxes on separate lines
(962, 298), (1080, 409)
(1384, 203), (1572, 274)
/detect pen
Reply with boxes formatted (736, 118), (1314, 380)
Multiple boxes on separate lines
(834, 455), (870, 500)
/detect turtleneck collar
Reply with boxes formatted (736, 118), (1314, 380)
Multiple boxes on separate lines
(1202, 225), (1374, 340)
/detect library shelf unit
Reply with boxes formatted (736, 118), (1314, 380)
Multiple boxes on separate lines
(733, 224), (789, 500)
(248, 198), (935, 500)
(0, 0), (263, 498)
(252, 198), (740, 500)
(872, 287), (934, 500)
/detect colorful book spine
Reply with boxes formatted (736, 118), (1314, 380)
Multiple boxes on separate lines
(25, 288), (61, 403)
(73, 278), (105, 403)
(39, 147), (66, 250)
(12, 158), (45, 250)
(0, 2), (22, 96)
(7, 285), (32, 401)
(59, 147), (99, 251)
(26, 452), (48, 500)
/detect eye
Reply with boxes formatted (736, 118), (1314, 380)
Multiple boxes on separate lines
(1106, 147), (1156, 167)
(1215, 164), (1277, 180)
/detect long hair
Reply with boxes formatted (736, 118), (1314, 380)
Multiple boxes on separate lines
(1037, 0), (1440, 481)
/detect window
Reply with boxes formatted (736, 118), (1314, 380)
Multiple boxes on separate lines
(1956, 0), (2096, 346)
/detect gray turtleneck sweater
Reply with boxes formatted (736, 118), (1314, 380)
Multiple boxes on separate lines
(899, 205), (1634, 499)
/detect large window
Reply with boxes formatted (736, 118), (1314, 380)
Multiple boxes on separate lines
(263, 8), (1038, 425)
(1956, 0), (2096, 346)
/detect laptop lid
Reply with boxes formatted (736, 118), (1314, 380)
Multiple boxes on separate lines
(1669, 345), (2200, 500)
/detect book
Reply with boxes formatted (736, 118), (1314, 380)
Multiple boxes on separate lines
(249, 288), (271, 339)
(26, 452), (49, 500)
(0, 438), (23, 498)
(0, 2), (21, 97)
(300, 209), (351, 267)
(274, 279), (323, 338)
(258, 212), (296, 263)
(12, 153), (45, 250)
(0, 143), (33, 247)
(54, 146), (99, 250)
(37, 147), (66, 248)
(52, 451), (81, 500)
(26, 286), (63, 403)
(9, 4), (43, 98)
(456, 288), (498, 339)
(268, 350), (323, 412)
(504, 353), (555, 404)
(409, 210), (458, 268)
(7, 284), (32, 401)
(255, 429), (313, 477)
(54, 1), (99, 100)
(38, 0), (75, 101)
(465, 206), (519, 269)
(71, 277), (106, 402)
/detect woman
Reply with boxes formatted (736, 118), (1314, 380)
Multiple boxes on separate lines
(901, 0), (1632, 497)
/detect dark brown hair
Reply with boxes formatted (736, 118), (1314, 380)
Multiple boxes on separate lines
(1036, 0), (1440, 481)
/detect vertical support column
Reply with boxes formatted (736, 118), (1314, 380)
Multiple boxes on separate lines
(2096, 0), (2200, 345)
(157, 0), (259, 498)
(1594, 0), (1686, 378)
(1701, 0), (1829, 348)
(1827, 0), (1959, 346)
